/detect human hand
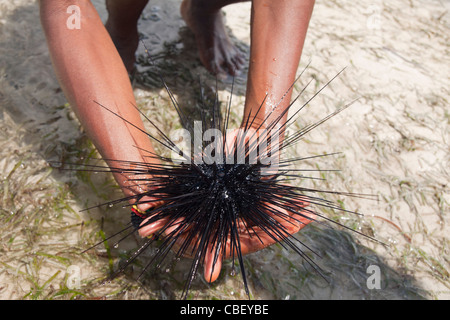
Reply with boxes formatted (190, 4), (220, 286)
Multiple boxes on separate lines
(135, 127), (315, 283)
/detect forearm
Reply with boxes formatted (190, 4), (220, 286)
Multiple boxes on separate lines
(243, 0), (315, 130)
(40, 1), (157, 199)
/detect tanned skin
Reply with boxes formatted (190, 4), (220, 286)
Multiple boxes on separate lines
(39, 0), (315, 283)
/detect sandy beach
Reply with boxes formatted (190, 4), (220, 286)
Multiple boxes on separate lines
(0, 0), (448, 299)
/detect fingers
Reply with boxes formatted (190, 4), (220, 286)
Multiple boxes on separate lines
(284, 198), (316, 231)
(164, 217), (186, 236)
(135, 190), (314, 284)
(204, 245), (223, 283)
(234, 202), (315, 256)
(138, 215), (186, 239)
(294, 209), (316, 230)
(204, 202), (315, 280)
(135, 195), (163, 212)
(138, 216), (169, 238)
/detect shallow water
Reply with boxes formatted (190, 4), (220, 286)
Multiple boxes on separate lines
(0, 0), (448, 300)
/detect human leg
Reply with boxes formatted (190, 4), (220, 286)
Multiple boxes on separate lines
(180, 0), (248, 76)
(105, 0), (149, 73)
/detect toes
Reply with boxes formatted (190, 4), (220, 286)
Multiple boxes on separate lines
(209, 60), (220, 75)
(198, 37), (245, 77)
(219, 46), (245, 76)
(231, 49), (245, 69)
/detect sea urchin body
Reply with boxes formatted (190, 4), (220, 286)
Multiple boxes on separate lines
(65, 62), (379, 299)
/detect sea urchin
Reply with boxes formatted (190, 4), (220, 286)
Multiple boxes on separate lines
(64, 58), (379, 299)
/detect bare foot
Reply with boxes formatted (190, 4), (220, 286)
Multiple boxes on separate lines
(105, 20), (139, 74)
(180, 0), (245, 76)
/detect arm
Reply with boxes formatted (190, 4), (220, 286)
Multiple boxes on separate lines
(243, 0), (315, 132)
(39, 0), (156, 211)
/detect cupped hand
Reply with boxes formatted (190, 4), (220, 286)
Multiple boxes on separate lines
(135, 127), (315, 283)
